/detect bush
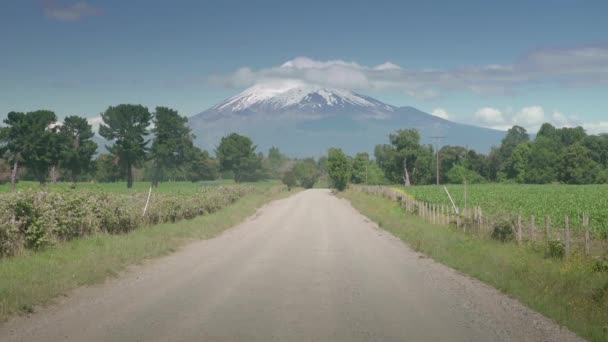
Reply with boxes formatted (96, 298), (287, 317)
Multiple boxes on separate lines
(281, 170), (297, 190)
(592, 256), (608, 273)
(546, 239), (565, 259)
(491, 219), (514, 242)
(0, 185), (253, 257)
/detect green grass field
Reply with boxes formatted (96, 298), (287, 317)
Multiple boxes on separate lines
(0, 179), (278, 194)
(398, 184), (608, 233)
(341, 189), (608, 342)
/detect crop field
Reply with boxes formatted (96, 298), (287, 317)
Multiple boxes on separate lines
(398, 184), (608, 233)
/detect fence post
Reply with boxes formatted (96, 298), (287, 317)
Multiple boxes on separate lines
(564, 216), (570, 257)
(545, 216), (551, 241)
(517, 215), (522, 244)
(584, 213), (590, 257)
(530, 215), (535, 241)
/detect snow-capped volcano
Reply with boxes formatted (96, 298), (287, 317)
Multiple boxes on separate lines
(188, 81), (506, 156)
(211, 80), (394, 114)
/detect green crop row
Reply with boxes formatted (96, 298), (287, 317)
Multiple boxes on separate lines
(0, 185), (254, 257)
(398, 184), (608, 234)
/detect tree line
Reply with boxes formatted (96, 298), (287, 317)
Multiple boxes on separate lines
(0, 105), (294, 189)
(321, 124), (608, 190)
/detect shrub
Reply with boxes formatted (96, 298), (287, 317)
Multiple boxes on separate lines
(0, 185), (253, 257)
(592, 256), (608, 273)
(546, 239), (565, 259)
(491, 219), (514, 242)
(281, 170), (297, 190)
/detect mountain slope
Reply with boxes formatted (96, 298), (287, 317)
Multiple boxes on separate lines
(188, 82), (505, 156)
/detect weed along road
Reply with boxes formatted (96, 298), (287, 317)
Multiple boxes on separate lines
(0, 189), (582, 342)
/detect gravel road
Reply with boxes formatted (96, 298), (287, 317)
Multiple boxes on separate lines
(0, 189), (583, 342)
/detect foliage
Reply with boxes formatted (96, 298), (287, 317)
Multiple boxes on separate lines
(187, 147), (219, 181)
(546, 240), (565, 259)
(59, 116), (97, 182)
(446, 165), (485, 184)
(0, 185), (253, 257)
(99, 104), (152, 188)
(293, 158), (320, 189)
(149, 107), (194, 186)
(281, 169), (297, 190)
(327, 148), (350, 191)
(374, 129), (434, 185)
(216, 133), (262, 183)
(491, 219), (514, 242)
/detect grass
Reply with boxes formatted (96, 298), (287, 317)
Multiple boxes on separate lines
(397, 183), (608, 234)
(0, 184), (295, 321)
(0, 179), (279, 194)
(340, 189), (608, 342)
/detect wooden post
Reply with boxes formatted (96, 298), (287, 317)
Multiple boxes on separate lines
(564, 216), (570, 257)
(584, 213), (590, 257)
(517, 215), (522, 244)
(545, 216), (551, 241)
(530, 215), (535, 241)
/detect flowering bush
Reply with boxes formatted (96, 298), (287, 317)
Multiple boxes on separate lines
(0, 185), (253, 257)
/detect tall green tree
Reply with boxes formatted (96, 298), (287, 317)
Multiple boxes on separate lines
(327, 148), (350, 191)
(99, 104), (152, 188)
(149, 107), (194, 187)
(374, 129), (433, 185)
(215, 133), (261, 183)
(22, 110), (59, 184)
(58, 116), (97, 182)
(351, 152), (370, 184)
(0, 112), (28, 190)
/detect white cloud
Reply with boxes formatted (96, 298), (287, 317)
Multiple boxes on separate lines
(212, 44), (608, 99)
(87, 116), (103, 132)
(44, 2), (101, 22)
(513, 106), (545, 129)
(474, 107), (505, 125)
(468, 105), (608, 134)
(431, 108), (450, 120)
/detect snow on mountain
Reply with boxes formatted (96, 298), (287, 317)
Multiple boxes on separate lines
(211, 80), (394, 113)
(188, 81), (506, 156)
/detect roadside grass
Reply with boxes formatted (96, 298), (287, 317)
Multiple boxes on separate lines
(340, 190), (608, 342)
(0, 184), (295, 321)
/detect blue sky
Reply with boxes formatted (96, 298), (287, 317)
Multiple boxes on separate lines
(1, 0), (607, 133)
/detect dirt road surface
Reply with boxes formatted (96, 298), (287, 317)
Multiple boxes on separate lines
(0, 189), (583, 342)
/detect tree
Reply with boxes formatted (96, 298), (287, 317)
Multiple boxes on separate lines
(281, 169), (297, 190)
(187, 147), (218, 181)
(0, 112), (28, 190)
(374, 129), (433, 185)
(149, 107), (194, 187)
(59, 116), (97, 182)
(21, 110), (59, 185)
(99, 104), (152, 188)
(446, 165), (485, 184)
(558, 143), (600, 184)
(351, 152), (371, 184)
(294, 158), (320, 188)
(266, 146), (288, 178)
(498, 125), (529, 180)
(215, 133), (261, 183)
(327, 148), (350, 191)
(95, 154), (123, 182)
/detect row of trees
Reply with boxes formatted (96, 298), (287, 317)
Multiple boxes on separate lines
(358, 124), (608, 187)
(0, 105), (293, 189)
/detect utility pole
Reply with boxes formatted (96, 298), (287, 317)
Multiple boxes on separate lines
(430, 136), (445, 186)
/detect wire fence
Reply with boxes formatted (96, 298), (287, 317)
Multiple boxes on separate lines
(350, 185), (607, 258)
